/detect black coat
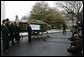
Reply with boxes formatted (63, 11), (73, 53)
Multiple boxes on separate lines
(9, 24), (14, 34)
(12, 24), (20, 36)
(1, 24), (9, 42)
(14, 25), (20, 41)
(1, 24), (10, 51)
(14, 25), (20, 34)
(27, 25), (32, 35)
(62, 24), (66, 30)
(1, 24), (9, 38)
(10, 24), (19, 34)
(8, 24), (16, 40)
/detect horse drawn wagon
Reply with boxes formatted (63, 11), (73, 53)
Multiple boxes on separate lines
(19, 20), (49, 40)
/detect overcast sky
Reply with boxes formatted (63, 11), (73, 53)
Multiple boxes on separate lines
(5, 1), (64, 21)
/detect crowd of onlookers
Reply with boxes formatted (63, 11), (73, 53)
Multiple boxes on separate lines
(67, 20), (83, 56)
(1, 18), (32, 54)
(1, 18), (20, 53)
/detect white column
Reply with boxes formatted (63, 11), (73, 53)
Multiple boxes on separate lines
(1, 1), (5, 24)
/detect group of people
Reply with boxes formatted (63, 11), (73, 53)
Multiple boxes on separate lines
(1, 18), (32, 54)
(67, 20), (83, 56)
(0, 18), (48, 55)
(1, 19), (20, 53)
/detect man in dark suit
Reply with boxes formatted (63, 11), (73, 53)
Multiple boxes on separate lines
(1, 20), (10, 53)
(14, 22), (20, 44)
(5, 19), (10, 47)
(10, 22), (18, 45)
(27, 23), (32, 43)
(9, 22), (15, 45)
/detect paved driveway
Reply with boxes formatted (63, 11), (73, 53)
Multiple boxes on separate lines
(1, 31), (73, 56)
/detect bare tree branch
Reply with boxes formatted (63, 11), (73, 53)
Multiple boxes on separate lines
(55, 1), (83, 21)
